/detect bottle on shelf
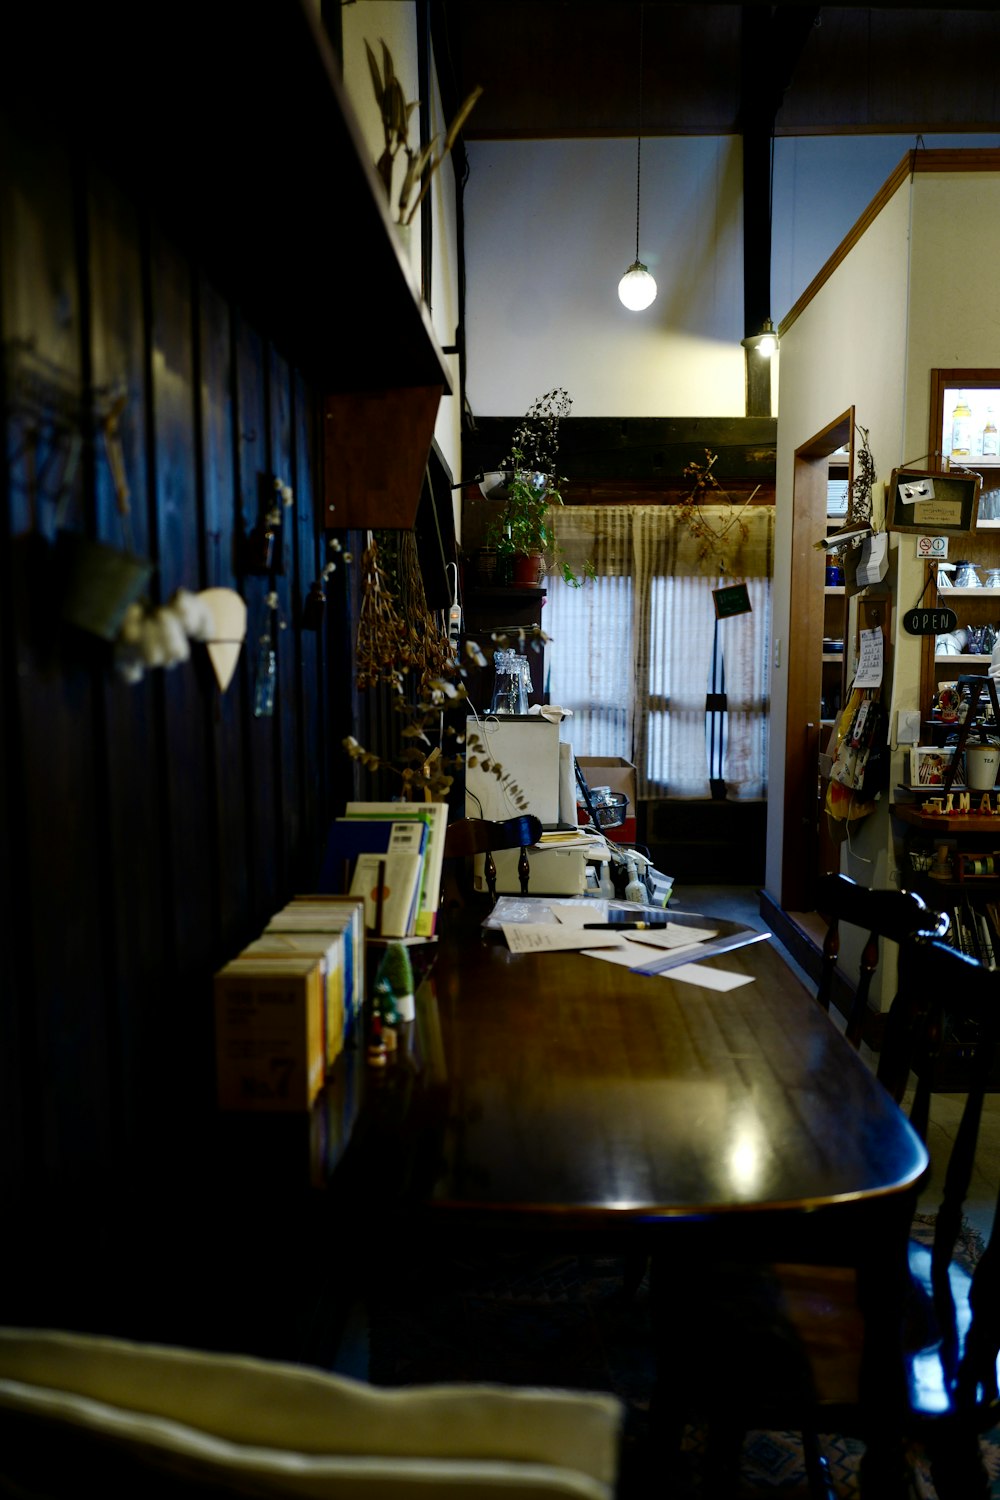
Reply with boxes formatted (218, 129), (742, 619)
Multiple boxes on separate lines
(951, 393), (973, 457)
(984, 409), (999, 457)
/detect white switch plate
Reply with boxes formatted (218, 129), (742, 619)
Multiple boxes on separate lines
(897, 708), (921, 744)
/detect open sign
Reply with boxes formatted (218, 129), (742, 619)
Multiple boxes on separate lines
(902, 606), (958, 636)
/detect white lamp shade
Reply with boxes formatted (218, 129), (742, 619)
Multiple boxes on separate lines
(758, 330), (778, 358)
(618, 261), (657, 311)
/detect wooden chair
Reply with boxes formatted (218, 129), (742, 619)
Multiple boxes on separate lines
(815, 871), (949, 1048)
(442, 813), (542, 905)
(659, 931), (1000, 1499)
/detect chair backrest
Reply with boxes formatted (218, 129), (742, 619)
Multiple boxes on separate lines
(887, 934), (1000, 1403)
(442, 814), (543, 904)
(0, 1326), (622, 1499)
(815, 872), (949, 1048)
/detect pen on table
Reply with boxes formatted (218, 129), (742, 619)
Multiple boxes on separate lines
(582, 920), (668, 930)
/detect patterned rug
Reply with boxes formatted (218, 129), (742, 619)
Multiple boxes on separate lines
(366, 1217), (998, 1498)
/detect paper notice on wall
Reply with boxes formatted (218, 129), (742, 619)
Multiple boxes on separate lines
(852, 628), (884, 690)
(854, 530), (888, 587)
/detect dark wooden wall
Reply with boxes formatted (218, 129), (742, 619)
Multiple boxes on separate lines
(0, 108), (359, 1203)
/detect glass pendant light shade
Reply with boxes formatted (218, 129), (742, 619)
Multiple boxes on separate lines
(618, 260), (657, 311)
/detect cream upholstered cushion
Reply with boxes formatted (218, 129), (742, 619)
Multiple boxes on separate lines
(0, 1327), (622, 1498)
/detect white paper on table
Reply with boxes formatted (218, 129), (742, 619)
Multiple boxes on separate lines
(581, 945), (756, 985)
(581, 938), (705, 968)
(502, 923), (624, 953)
(628, 923), (718, 948)
(667, 963), (755, 991)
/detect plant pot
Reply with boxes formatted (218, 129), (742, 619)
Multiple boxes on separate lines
(512, 553), (542, 586)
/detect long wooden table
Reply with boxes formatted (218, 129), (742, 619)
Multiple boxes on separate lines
(340, 911), (930, 1492)
(368, 916), (928, 1228)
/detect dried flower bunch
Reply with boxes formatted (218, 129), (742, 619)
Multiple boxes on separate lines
(677, 450), (756, 570)
(355, 533), (408, 692)
(365, 39), (482, 229)
(848, 424), (876, 527)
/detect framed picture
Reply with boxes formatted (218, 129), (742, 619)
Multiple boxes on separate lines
(909, 744), (956, 788)
(886, 468), (981, 535)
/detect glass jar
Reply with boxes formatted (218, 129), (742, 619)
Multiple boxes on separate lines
(984, 568), (1000, 590)
(490, 649), (528, 715)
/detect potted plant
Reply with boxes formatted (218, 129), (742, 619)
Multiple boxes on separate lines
(481, 389), (590, 586)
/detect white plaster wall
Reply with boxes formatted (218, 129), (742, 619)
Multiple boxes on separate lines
(764, 183), (913, 908)
(771, 134), (1000, 325)
(463, 137), (745, 419)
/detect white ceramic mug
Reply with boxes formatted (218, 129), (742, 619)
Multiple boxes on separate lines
(967, 742), (1000, 790)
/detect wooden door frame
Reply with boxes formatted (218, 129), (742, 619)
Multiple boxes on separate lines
(780, 409), (854, 911)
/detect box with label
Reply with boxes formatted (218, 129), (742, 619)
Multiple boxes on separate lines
(214, 956), (324, 1112)
(241, 931), (345, 1070)
(266, 895), (366, 1042)
(575, 756), (638, 844)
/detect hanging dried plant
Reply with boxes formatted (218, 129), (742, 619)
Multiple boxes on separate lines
(395, 530), (457, 690)
(674, 450), (757, 570)
(355, 532), (408, 691)
(847, 424), (876, 527)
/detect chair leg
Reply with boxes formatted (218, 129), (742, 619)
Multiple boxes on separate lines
(801, 1429), (837, 1500)
(927, 1430), (992, 1500)
(620, 1254), (648, 1302)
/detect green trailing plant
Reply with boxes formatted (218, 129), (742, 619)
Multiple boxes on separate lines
(484, 390), (593, 586)
(365, 38), (482, 228)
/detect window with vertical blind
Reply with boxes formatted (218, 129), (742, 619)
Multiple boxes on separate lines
(545, 504), (774, 800)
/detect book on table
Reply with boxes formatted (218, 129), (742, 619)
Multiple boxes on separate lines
(348, 850), (424, 937)
(342, 801), (449, 937)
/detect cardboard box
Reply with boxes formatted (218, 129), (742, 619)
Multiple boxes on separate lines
(214, 957), (324, 1112)
(575, 756), (638, 844)
(241, 932), (345, 1070)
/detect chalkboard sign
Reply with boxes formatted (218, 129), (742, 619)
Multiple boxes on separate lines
(712, 583), (752, 619)
(902, 606), (958, 637)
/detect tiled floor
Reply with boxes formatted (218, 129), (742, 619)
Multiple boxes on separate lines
(675, 882), (999, 1246)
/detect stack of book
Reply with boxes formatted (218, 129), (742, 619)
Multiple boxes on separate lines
(213, 894), (366, 1112)
(319, 801), (449, 940)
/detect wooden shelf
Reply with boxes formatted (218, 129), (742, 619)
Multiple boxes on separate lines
(894, 803), (1000, 834)
(939, 587), (1000, 597)
(935, 654), (991, 665)
(14, 0), (452, 395)
(822, 652), (844, 663)
(824, 585), (846, 596)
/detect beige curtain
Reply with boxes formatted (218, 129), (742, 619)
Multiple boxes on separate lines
(547, 504), (774, 801)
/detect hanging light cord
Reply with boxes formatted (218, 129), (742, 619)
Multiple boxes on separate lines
(634, 3), (645, 262)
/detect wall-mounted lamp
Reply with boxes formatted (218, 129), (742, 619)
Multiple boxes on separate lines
(618, 5), (656, 312)
(742, 318), (779, 358)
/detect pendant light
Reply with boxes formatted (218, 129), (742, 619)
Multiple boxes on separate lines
(742, 317), (779, 358)
(618, 4), (656, 312)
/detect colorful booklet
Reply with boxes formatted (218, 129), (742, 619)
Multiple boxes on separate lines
(343, 802), (449, 937)
(320, 816), (428, 893)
